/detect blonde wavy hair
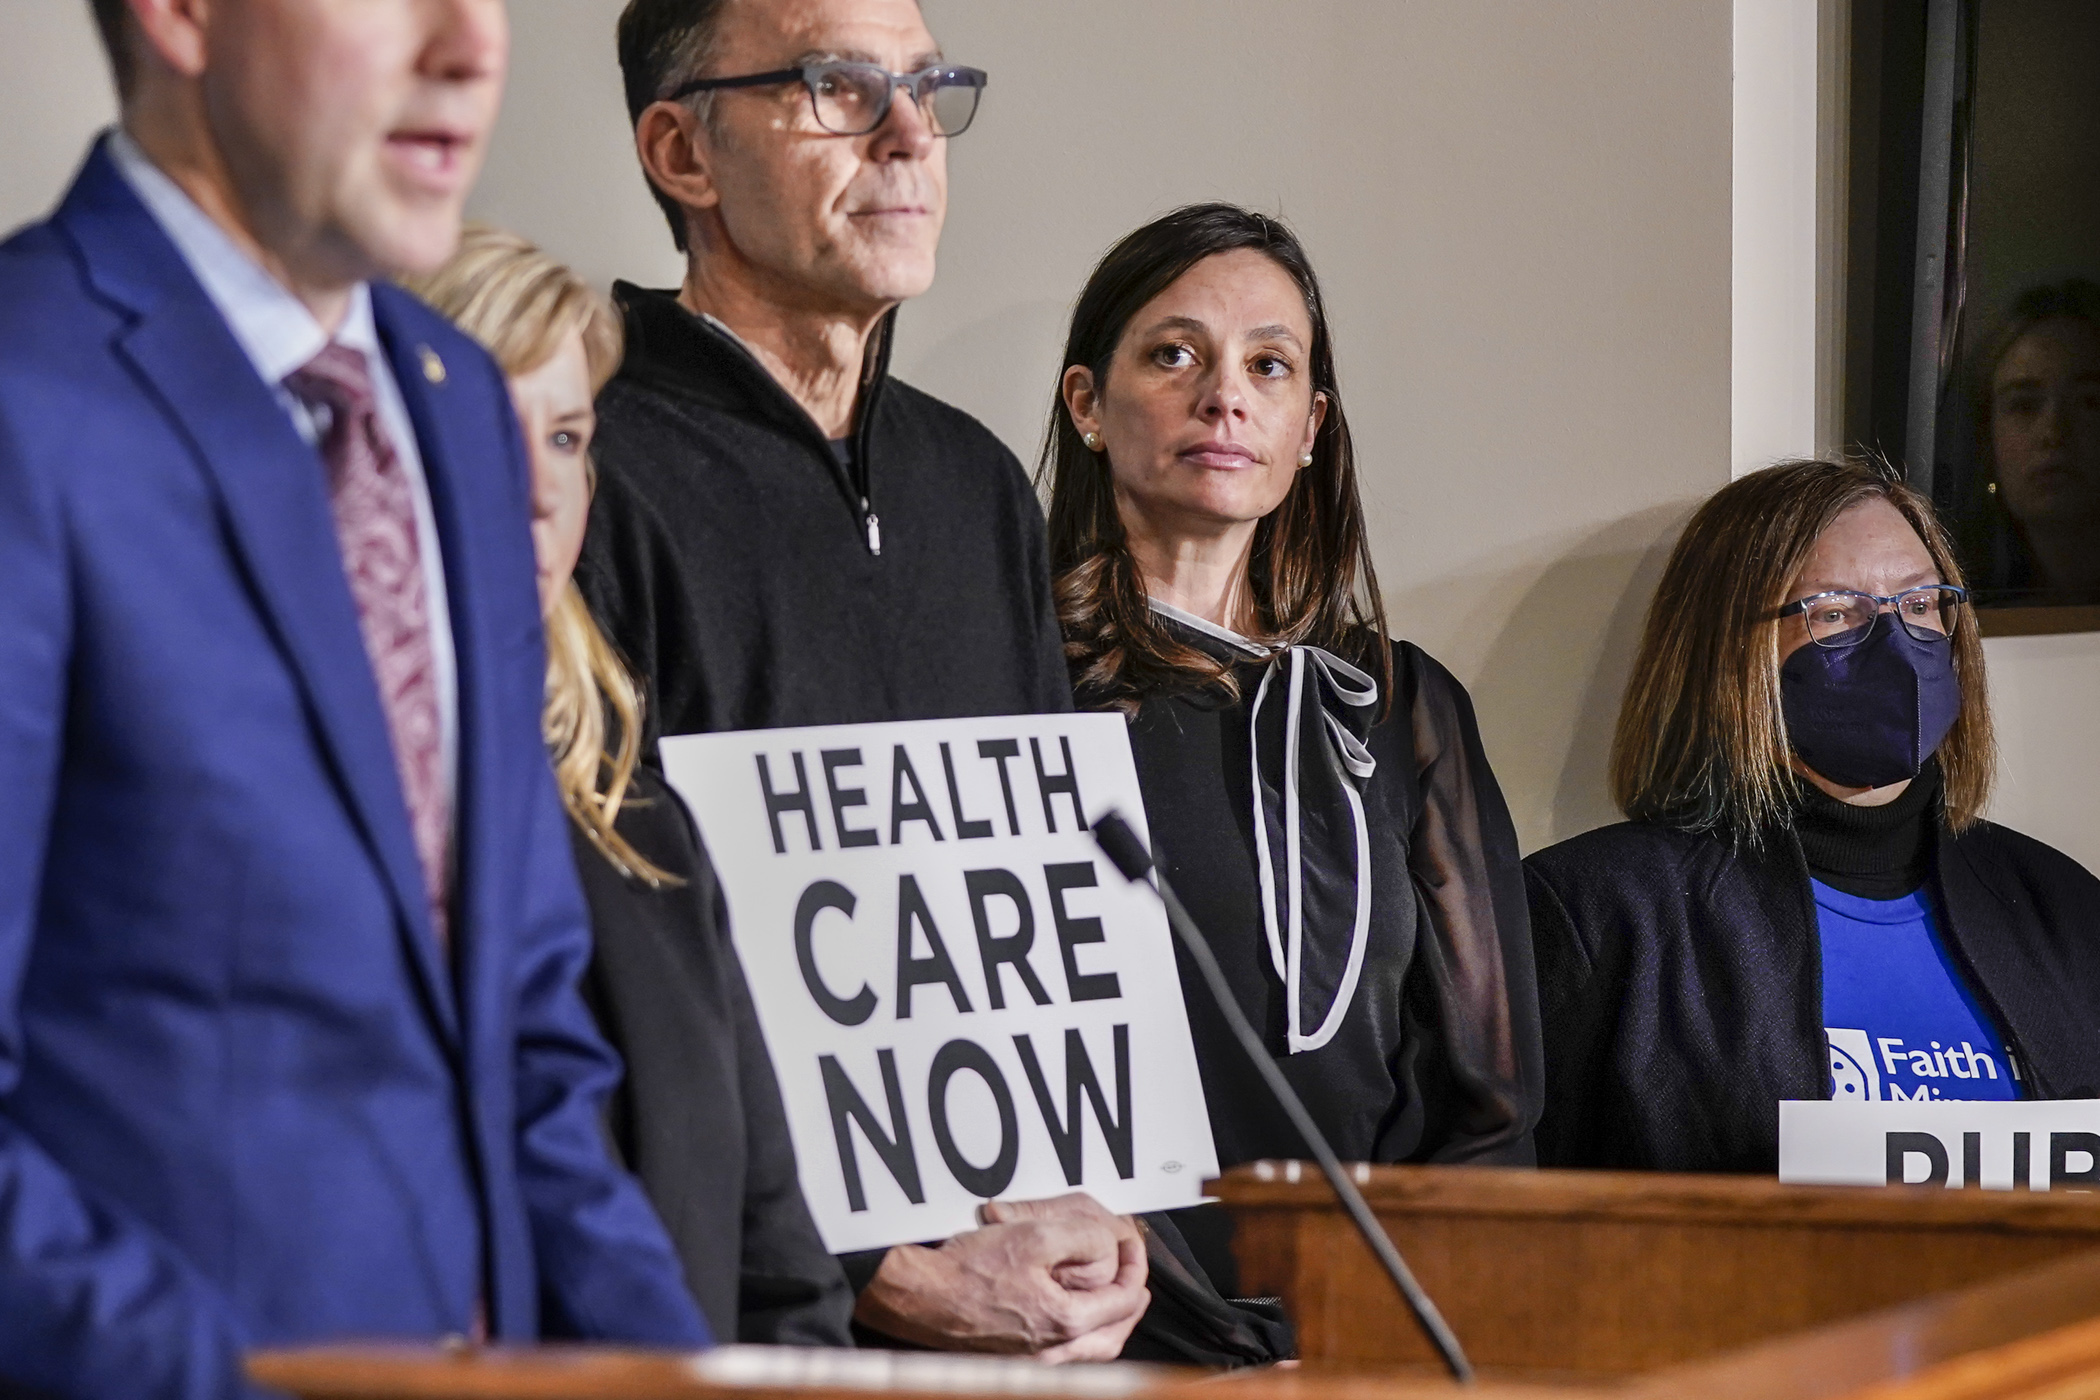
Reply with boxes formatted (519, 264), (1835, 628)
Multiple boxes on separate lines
(407, 225), (676, 886)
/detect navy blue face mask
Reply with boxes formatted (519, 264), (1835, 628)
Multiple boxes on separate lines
(1780, 619), (1962, 789)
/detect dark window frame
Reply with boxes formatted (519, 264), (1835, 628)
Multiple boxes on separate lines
(1842, 0), (2100, 634)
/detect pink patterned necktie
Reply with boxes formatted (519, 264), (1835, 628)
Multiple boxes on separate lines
(286, 343), (451, 949)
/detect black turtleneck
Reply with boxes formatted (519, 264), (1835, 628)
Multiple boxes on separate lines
(1792, 760), (1943, 900)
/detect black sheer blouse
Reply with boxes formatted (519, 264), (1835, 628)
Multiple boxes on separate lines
(1094, 607), (1543, 1170)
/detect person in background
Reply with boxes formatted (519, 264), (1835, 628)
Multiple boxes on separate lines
(411, 226), (855, 1346)
(1528, 459), (2100, 1173)
(1042, 204), (1542, 1292)
(588, 0), (1147, 1362)
(1957, 280), (2100, 604)
(0, 3), (708, 1394)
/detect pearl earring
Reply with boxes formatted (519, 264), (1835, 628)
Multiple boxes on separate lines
(1084, 432), (1103, 452)
(1299, 450), (1314, 468)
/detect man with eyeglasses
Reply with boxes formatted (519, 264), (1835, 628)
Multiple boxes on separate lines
(588, 0), (1066, 743)
(583, 0), (1146, 1363)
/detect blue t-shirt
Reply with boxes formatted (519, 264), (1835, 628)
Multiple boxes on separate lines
(1817, 879), (2022, 1103)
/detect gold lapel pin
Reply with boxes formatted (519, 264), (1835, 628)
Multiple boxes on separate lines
(419, 346), (447, 385)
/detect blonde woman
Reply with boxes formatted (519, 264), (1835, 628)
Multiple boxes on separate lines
(1527, 459), (2100, 1173)
(410, 227), (852, 1344)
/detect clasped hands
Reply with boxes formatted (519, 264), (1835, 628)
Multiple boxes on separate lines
(853, 1192), (1150, 1363)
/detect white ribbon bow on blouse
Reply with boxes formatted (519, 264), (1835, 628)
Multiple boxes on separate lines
(1149, 602), (1381, 1054)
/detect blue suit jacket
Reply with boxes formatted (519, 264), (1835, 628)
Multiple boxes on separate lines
(0, 143), (711, 1399)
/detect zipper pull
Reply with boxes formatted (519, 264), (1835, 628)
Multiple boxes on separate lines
(861, 498), (882, 556)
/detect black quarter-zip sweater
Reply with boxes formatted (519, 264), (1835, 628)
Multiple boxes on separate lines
(578, 285), (1071, 743)
(1525, 804), (2100, 1173)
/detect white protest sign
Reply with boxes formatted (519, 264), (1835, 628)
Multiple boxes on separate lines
(660, 713), (1219, 1253)
(1780, 1100), (2100, 1189)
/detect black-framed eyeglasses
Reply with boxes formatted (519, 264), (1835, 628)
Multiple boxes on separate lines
(665, 61), (988, 138)
(1777, 585), (1970, 648)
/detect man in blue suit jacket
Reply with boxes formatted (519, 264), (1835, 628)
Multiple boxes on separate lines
(0, 3), (710, 1394)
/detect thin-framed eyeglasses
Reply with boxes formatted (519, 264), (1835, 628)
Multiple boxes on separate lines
(664, 61), (988, 138)
(1776, 585), (1970, 648)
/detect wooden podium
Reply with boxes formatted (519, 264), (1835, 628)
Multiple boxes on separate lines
(1215, 1161), (2100, 1377)
(249, 1163), (2100, 1400)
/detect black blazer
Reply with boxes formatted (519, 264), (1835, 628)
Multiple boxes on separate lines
(573, 768), (855, 1345)
(1525, 817), (2100, 1172)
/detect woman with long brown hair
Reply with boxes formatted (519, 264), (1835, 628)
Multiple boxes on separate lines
(1042, 205), (1542, 1273)
(1528, 459), (2100, 1173)
(411, 227), (852, 1344)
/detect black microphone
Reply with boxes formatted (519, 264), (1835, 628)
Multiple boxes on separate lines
(1091, 810), (1475, 1384)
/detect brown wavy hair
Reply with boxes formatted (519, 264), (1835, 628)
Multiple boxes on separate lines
(1038, 204), (1389, 710)
(1612, 458), (1995, 838)
(407, 226), (677, 887)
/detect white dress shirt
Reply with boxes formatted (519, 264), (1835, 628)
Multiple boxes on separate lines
(108, 130), (459, 818)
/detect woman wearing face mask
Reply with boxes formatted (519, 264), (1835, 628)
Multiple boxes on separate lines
(410, 228), (854, 1344)
(1528, 458), (2100, 1173)
(1042, 206), (1542, 1280)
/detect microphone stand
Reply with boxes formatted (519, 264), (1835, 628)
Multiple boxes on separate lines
(1090, 811), (1475, 1385)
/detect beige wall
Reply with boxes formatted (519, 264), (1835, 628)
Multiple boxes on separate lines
(1981, 635), (2100, 872)
(23, 4), (2086, 869)
(905, 1), (1732, 857)
(0, 0), (1732, 857)
(467, 0), (1734, 855)
(0, 7), (115, 225)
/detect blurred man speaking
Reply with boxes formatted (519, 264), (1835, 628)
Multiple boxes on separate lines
(0, 2), (709, 1393)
